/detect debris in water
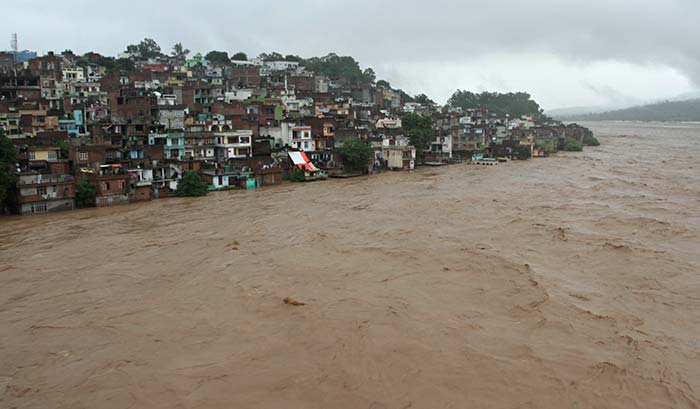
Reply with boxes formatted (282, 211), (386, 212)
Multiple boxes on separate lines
(283, 297), (306, 306)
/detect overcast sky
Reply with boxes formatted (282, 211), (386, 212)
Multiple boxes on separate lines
(4, 0), (699, 110)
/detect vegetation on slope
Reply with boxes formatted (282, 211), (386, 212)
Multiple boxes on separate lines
(564, 99), (700, 122)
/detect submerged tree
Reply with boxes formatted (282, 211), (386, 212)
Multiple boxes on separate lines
(75, 177), (97, 208)
(176, 170), (208, 197)
(0, 128), (17, 213)
(339, 140), (374, 173)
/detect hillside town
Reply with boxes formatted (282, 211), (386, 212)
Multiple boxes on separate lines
(0, 40), (596, 215)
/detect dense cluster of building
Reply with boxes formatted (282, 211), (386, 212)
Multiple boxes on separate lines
(0, 47), (593, 216)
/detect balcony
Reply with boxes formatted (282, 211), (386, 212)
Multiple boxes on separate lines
(17, 175), (74, 187)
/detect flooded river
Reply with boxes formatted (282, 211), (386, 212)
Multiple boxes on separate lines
(1, 121), (699, 408)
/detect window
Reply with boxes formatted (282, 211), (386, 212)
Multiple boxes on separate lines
(79, 152), (88, 161)
(304, 141), (309, 149)
(37, 186), (47, 195)
(32, 202), (48, 214)
(29, 152), (36, 160)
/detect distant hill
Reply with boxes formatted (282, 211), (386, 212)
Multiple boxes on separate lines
(558, 99), (700, 122)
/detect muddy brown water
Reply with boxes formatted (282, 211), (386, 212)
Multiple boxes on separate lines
(1, 121), (699, 408)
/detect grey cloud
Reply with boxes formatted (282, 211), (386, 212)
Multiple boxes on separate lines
(3, 0), (698, 107)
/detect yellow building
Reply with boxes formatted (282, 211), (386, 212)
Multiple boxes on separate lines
(28, 147), (61, 162)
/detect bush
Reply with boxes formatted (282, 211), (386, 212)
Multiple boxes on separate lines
(534, 141), (557, 153)
(175, 170), (208, 197)
(288, 167), (305, 182)
(582, 134), (601, 146)
(563, 141), (584, 152)
(75, 177), (97, 208)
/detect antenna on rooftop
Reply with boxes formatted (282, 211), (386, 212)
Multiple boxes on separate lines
(11, 33), (18, 53)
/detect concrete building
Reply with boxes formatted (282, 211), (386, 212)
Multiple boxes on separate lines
(16, 172), (75, 215)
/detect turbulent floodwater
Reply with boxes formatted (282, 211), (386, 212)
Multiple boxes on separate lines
(1, 121), (700, 408)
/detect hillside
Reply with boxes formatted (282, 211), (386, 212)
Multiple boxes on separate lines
(558, 99), (700, 122)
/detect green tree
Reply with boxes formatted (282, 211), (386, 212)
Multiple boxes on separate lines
(414, 93), (435, 105)
(0, 129), (17, 212)
(171, 43), (190, 61)
(397, 89), (414, 103)
(402, 113), (434, 162)
(259, 52), (284, 61)
(54, 140), (69, 159)
(288, 167), (305, 182)
(339, 140), (374, 173)
(284, 54), (303, 62)
(125, 38), (162, 60)
(176, 170), (208, 197)
(106, 57), (136, 74)
(205, 51), (230, 64)
(563, 141), (583, 152)
(447, 90), (542, 117)
(362, 68), (376, 83)
(376, 80), (391, 88)
(302, 53), (373, 84)
(75, 177), (97, 208)
(231, 52), (248, 61)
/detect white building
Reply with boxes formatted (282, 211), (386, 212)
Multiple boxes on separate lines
(264, 60), (300, 71)
(214, 130), (253, 160)
(62, 67), (85, 83)
(290, 126), (314, 151)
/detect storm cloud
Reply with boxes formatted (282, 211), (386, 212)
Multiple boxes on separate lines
(3, 0), (698, 108)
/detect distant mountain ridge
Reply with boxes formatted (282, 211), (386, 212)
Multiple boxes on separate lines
(555, 98), (700, 122)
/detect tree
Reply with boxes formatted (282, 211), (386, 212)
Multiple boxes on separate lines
(75, 177), (97, 208)
(171, 43), (190, 61)
(259, 52), (284, 61)
(376, 80), (391, 88)
(339, 140), (374, 173)
(402, 113), (434, 162)
(414, 93), (435, 105)
(302, 53), (373, 84)
(205, 51), (230, 64)
(397, 89), (414, 103)
(53, 140), (69, 159)
(447, 90), (542, 117)
(231, 52), (248, 61)
(125, 38), (162, 60)
(284, 54), (302, 62)
(109, 58), (136, 73)
(175, 170), (208, 197)
(0, 129), (17, 213)
(288, 167), (305, 182)
(362, 68), (376, 83)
